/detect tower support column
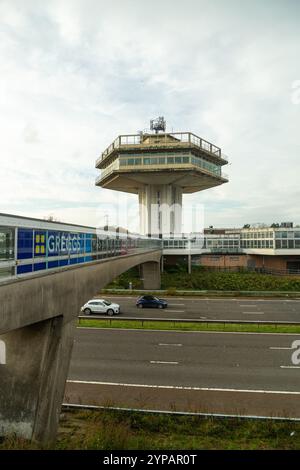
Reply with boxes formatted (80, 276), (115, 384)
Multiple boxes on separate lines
(138, 185), (182, 237)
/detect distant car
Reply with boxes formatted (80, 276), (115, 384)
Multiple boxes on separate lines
(81, 299), (120, 316)
(136, 295), (168, 309)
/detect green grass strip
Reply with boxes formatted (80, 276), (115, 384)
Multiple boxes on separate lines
(3, 409), (300, 449)
(78, 318), (300, 334)
(101, 288), (300, 298)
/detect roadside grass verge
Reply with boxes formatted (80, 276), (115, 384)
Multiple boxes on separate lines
(78, 318), (300, 335)
(106, 266), (300, 292)
(2, 409), (300, 450)
(101, 288), (300, 298)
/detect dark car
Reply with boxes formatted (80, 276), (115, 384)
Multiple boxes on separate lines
(136, 295), (168, 309)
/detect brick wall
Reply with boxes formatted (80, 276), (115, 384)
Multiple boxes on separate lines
(198, 254), (248, 268)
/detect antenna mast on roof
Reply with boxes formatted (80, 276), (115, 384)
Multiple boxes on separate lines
(150, 116), (166, 134)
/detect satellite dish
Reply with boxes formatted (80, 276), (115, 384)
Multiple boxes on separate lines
(150, 116), (166, 134)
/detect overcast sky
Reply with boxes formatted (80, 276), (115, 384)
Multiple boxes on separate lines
(1, 0), (300, 231)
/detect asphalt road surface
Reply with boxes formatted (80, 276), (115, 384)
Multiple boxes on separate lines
(85, 295), (300, 322)
(65, 328), (300, 418)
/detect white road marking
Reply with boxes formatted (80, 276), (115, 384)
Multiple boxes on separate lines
(67, 380), (300, 394)
(150, 361), (179, 365)
(167, 310), (185, 313)
(240, 305), (257, 307)
(158, 343), (182, 347)
(280, 366), (300, 369)
(270, 347), (293, 350)
(243, 312), (264, 315)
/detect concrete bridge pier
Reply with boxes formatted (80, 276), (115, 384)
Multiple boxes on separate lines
(141, 261), (161, 290)
(0, 316), (75, 443)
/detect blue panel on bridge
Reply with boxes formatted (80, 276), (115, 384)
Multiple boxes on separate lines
(34, 262), (47, 271)
(34, 231), (46, 257)
(17, 229), (33, 259)
(47, 231), (84, 257)
(85, 233), (92, 253)
(9, 221), (159, 280)
(59, 259), (69, 267)
(48, 260), (59, 269)
(17, 264), (33, 274)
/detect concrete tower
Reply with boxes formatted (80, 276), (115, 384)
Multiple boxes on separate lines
(95, 118), (228, 236)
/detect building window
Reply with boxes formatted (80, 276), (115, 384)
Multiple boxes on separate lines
(0, 227), (15, 260)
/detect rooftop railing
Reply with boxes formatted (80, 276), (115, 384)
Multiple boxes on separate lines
(96, 132), (225, 167)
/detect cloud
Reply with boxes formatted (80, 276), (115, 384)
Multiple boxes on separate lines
(0, 0), (299, 231)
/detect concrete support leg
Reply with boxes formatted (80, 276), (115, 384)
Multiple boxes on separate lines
(188, 254), (191, 274)
(0, 316), (75, 443)
(138, 185), (183, 236)
(141, 261), (161, 290)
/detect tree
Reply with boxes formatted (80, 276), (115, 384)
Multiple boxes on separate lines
(44, 214), (60, 222)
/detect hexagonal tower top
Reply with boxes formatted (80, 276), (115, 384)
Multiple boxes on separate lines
(95, 119), (229, 236)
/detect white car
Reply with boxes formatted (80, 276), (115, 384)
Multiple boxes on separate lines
(81, 299), (120, 316)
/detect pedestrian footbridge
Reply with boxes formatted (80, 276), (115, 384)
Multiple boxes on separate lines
(0, 213), (162, 442)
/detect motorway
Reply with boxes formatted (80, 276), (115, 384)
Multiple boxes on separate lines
(96, 295), (300, 322)
(65, 327), (300, 418)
